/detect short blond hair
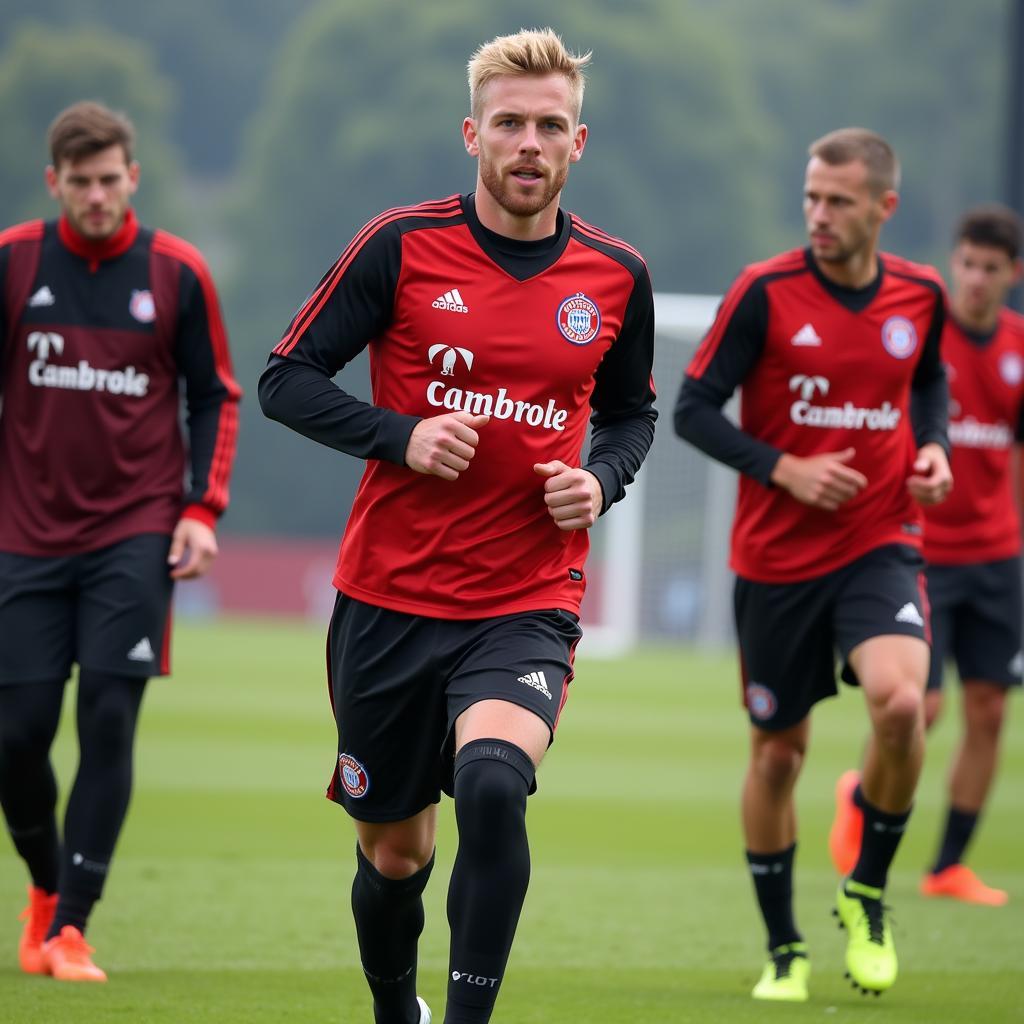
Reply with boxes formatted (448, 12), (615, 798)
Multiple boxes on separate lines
(809, 127), (900, 195)
(467, 28), (591, 121)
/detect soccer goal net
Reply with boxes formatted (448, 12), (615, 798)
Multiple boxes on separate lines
(580, 292), (739, 657)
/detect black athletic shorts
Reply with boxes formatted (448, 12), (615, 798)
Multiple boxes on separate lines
(734, 543), (929, 731)
(0, 533), (174, 685)
(325, 593), (583, 822)
(926, 557), (1023, 691)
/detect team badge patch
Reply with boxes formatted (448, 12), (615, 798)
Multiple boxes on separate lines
(746, 683), (778, 722)
(338, 753), (370, 799)
(880, 316), (917, 359)
(999, 351), (1024, 386)
(557, 293), (601, 345)
(129, 289), (156, 323)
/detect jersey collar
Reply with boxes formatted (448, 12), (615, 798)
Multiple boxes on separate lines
(58, 207), (139, 269)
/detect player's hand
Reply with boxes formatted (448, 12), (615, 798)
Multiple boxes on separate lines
(770, 447), (868, 511)
(907, 442), (953, 506)
(405, 412), (489, 481)
(534, 461), (604, 531)
(168, 518), (218, 580)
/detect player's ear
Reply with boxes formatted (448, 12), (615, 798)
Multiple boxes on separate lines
(463, 117), (479, 157)
(569, 123), (587, 164)
(879, 189), (899, 221)
(45, 164), (59, 198)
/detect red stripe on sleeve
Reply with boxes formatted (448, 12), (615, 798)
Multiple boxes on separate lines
(273, 196), (464, 358)
(0, 220), (45, 248)
(570, 216), (647, 266)
(152, 231), (241, 515)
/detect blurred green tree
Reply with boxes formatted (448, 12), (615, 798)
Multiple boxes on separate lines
(0, 23), (185, 233)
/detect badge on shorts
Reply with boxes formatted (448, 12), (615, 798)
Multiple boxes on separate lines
(746, 683), (778, 721)
(338, 753), (370, 799)
(557, 293), (601, 345)
(880, 316), (917, 359)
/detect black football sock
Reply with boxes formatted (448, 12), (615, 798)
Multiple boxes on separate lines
(931, 805), (979, 873)
(849, 785), (911, 891)
(445, 740), (534, 1024)
(50, 671), (146, 937)
(0, 680), (65, 892)
(745, 844), (801, 950)
(351, 844), (434, 1024)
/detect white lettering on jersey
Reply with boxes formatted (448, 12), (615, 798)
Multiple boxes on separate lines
(788, 375), (901, 431)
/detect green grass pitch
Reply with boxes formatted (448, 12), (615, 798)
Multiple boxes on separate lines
(1, 618), (1022, 1022)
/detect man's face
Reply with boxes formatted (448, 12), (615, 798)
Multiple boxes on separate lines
(950, 240), (1022, 322)
(45, 145), (138, 241)
(803, 157), (895, 266)
(464, 73), (586, 220)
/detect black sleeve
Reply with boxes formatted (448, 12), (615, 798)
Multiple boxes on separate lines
(1015, 400), (1024, 443)
(673, 279), (782, 485)
(910, 289), (950, 455)
(584, 266), (658, 514)
(173, 261), (241, 516)
(258, 221), (420, 464)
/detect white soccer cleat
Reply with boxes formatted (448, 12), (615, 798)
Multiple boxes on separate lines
(417, 996), (432, 1023)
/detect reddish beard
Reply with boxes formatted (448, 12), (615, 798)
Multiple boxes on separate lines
(479, 155), (568, 218)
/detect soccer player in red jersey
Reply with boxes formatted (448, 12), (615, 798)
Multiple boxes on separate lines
(0, 102), (240, 981)
(259, 29), (655, 1024)
(833, 206), (1023, 906)
(675, 128), (952, 1001)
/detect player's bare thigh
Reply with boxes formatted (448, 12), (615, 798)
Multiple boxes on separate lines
(455, 698), (551, 767)
(355, 804), (438, 878)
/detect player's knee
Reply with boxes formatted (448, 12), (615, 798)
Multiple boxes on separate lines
(964, 685), (1007, 739)
(366, 843), (433, 880)
(923, 689), (944, 731)
(453, 739), (535, 844)
(875, 684), (923, 744)
(752, 736), (804, 790)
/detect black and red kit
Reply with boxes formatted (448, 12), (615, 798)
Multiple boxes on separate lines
(676, 247), (948, 582)
(923, 308), (1024, 565)
(260, 193), (657, 619)
(0, 209), (241, 555)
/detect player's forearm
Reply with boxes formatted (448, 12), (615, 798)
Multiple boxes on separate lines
(675, 377), (781, 485)
(910, 371), (950, 456)
(584, 409), (656, 513)
(258, 356), (419, 464)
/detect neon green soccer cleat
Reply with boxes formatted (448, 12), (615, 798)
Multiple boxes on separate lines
(833, 880), (897, 995)
(751, 942), (810, 1002)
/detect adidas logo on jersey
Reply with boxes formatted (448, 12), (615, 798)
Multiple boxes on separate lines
(894, 603), (924, 627)
(432, 288), (469, 313)
(126, 637), (155, 662)
(28, 285), (56, 307)
(516, 670), (552, 700)
(790, 323), (822, 346)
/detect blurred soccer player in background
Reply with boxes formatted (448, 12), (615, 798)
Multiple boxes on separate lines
(675, 128), (951, 1002)
(0, 101), (240, 981)
(831, 205), (1023, 906)
(259, 27), (655, 1024)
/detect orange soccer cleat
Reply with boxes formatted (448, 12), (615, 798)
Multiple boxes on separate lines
(41, 926), (108, 982)
(18, 886), (58, 974)
(828, 770), (863, 876)
(920, 864), (1009, 907)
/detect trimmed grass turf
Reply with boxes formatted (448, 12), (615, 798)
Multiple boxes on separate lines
(1, 619), (1021, 1022)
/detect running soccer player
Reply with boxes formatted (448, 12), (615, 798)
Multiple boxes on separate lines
(0, 101), (240, 981)
(675, 128), (951, 1002)
(831, 205), (1024, 906)
(259, 29), (655, 1024)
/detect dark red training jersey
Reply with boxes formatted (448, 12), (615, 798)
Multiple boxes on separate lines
(260, 194), (656, 619)
(676, 247), (948, 583)
(923, 308), (1024, 565)
(0, 210), (241, 556)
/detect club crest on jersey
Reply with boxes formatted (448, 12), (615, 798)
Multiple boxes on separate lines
(999, 351), (1024, 386)
(129, 289), (156, 323)
(338, 753), (370, 799)
(746, 683), (777, 721)
(557, 293), (601, 345)
(880, 316), (917, 359)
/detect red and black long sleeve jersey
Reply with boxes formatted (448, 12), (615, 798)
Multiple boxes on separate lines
(923, 308), (1024, 565)
(0, 209), (241, 556)
(260, 193), (657, 619)
(675, 247), (948, 583)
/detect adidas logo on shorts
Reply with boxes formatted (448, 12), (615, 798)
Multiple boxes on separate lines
(894, 602), (924, 627)
(516, 670), (552, 700)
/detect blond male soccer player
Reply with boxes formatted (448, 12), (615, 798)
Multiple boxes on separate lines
(831, 205), (1024, 907)
(0, 101), (240, 981)
(676, 128), (951, 1001)
(259, 29), (655, 1024)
